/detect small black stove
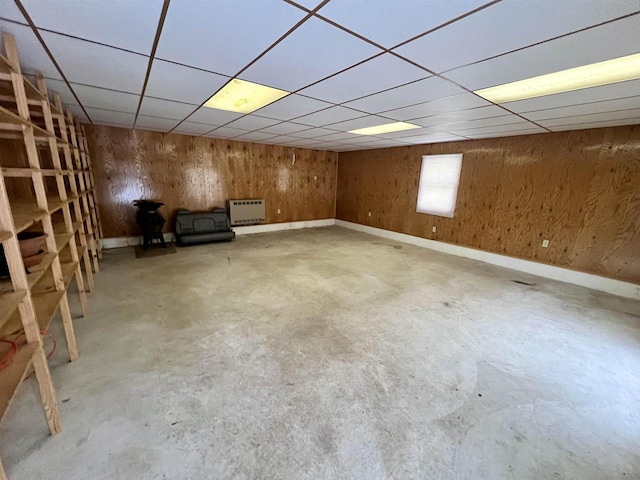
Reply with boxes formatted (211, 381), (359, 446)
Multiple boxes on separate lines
(134, 200), (166, 250)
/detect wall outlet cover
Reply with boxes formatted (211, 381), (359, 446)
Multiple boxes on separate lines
(542, 239), (549, 248)
(432, 226), (437, 232)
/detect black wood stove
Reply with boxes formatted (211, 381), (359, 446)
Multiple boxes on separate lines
(134, 200), (166, 250)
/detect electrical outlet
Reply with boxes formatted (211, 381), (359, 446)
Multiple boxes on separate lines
(542, 239), (549, 248)
(277, 209), (281, 214)
(368, 211), (372, 217)
(314, 175), (317, 180)
(432, 226), (436, 233)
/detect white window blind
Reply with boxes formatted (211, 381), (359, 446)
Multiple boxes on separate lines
(416, 154), (463, 218)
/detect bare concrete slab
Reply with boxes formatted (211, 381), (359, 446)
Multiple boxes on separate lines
(2, 226), (639, 479)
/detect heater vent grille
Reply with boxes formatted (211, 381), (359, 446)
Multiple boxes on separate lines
(229, 199), (265, 226)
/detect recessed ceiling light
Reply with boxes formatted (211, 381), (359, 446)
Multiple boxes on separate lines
(349, 121), (420, 135)
(475, 53), (640, 104)
(204, 79), (289, 114)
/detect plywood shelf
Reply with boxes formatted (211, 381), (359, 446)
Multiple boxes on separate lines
(54, 232), (73, 253)
(25, 251), (57, 291)
(0, 342), (37, 424)
(0, 290), (26, 332)
(31, 260), (77, 295)
(32, 289), (64, 332)
(10, 201), (47, 233)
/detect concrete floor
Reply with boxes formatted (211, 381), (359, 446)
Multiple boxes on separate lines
(2, 226), (639, 479)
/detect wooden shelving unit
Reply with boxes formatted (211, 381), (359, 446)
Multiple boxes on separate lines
(0, 31), (103, 480)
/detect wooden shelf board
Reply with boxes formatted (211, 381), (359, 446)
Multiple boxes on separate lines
(25, 251), (57, 291)
(32, 289), (64, 332)
(54, 232), (73, 253)
(0, 231), (12, 243)
(0, 342), (37, 424)
(31, 259), (77, 295)
(0, 290), (26, 332)
(10, 201), (47, 233)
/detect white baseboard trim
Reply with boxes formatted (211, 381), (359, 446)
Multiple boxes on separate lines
(335, 220), (640, 301)
(101, 219), (336, 249)
(102, 232), (176, 249)
(234, 218), (335, 235)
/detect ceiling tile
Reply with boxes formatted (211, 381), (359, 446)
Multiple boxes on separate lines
(258, 122), (312, 135)
(290, 127), (341, 138)
(22, 0), (164, 53)
(395, 0), (640, 73)
(0, 20), (61, 79)
(156, 0), (305, 76)
(287, 0), (325, 10)
(343, 76), (464, 114)
(374, 126), (442, 139)
(382, 93), (491, 121)
(536, 109), (640, 128)
(139, 97), (197, 120)
(325, 115), (404, 131)
(267, 135), (306, 145)
(67, 105), (89, 123)
(294, 106), (366, 127)
(280, 137), (325, 146)
(72, 84), (139, 113)
(135, 115), (181, 132)
(519, 97), (640, 121)
(40, 31), (148, 93)
(204, 126), (250, 138)
(0, 2), (25, 22)
(145, 59), (230, 105)
(172, 121), (216, 136)
(312, 131), (367, 142)
(224, 115), (281, 131)
(443, 114), (528, 131)
(445, 14), (640, 91)
(186, 107), (243, 125)
(44, 78), (79, 106)
(240, 17), (382, 91)
(85, 107), (134, 128)
(396, 133), (469, 144)
(548, 118), (640, 131)
(503, 79), (640, 113)
(299, 53), (428, 104)
(358, 138), (410, 147)
(253, 94), (332, 121)
(318, 0), (489, 48)
(453, 122), (543, 136)
(411, 105), (509, 127)
(466, 127), (548, 139)
(233, 131), (279, 142)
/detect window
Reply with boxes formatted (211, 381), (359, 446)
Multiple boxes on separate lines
(416, 154), (463, 218)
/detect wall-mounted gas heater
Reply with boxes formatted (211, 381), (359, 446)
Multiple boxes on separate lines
(229, 199), (266, 226)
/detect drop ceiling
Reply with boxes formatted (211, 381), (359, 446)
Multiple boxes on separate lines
(0, 0), (638, 152)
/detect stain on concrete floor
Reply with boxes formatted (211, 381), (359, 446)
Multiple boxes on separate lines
(1, 226), (639, 479)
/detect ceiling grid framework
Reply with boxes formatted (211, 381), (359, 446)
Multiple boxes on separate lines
(0, 0), (637, 151)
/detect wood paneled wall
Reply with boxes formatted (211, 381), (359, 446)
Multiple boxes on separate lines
(336, 125), (640, 284)
(85, 126), (337, 238)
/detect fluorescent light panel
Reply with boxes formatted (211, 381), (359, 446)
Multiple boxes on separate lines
(475, 53), (640, 104)
(349, 121), (420, 135)
(204, 79), (289, 114)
